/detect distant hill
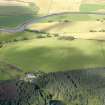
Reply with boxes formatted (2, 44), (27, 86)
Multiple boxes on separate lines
(0, 0), (105, 15)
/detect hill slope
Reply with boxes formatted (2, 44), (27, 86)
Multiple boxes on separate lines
(0, 61), (23, 80)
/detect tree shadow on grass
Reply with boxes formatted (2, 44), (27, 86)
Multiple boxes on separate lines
(37, 68), (105, 105)
(2, 45), (105, 72)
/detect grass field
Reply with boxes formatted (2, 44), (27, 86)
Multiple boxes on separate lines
(29, 20), (105, 33)
(28, 19), (105, 41)
(40, 14), (105, 23)
(0, 13), (105, 80)
(0, 37), (105, 73)
(0, 5), (38, 27)
(80, 3), (105, 12)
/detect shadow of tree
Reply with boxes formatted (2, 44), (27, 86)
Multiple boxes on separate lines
(2, 44), (105, 72)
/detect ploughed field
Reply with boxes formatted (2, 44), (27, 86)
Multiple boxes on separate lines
(0, 32), (105, 77)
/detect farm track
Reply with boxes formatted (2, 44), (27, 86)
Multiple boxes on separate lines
(0, 12), (105, 33)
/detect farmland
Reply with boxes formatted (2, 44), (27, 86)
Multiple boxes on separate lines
(0, 34), (105, 73)
(0, 1), (105, 105)
(0, 5), (38, 27)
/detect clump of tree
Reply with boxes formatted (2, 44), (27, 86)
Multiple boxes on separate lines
(89, 30), (97, 32)
(99, 29), (105, 32)
(0, 42), (3, 48)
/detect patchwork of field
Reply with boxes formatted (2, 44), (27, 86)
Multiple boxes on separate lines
(28, 16), (105, 40)
(0, 61), (23, 80)
(0, 0), (105, 28)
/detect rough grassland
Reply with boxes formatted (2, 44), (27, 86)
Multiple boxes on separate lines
(35, 0), (82, 15)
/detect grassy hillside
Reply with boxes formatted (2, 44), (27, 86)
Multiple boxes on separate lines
(0, 37), (105, 72)
(33, 13), (105, 24)
(1, 68), (105, 105)
(0, 61), (23, 80)
(35, 0), (82, 15)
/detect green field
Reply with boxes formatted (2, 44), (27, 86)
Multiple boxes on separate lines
(41, 14), (105, 22)
(29, 20), (105, 34)
(80, 3), (105, 12)
(0, 37), (105, 73)
(0, 6), (38, 27)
